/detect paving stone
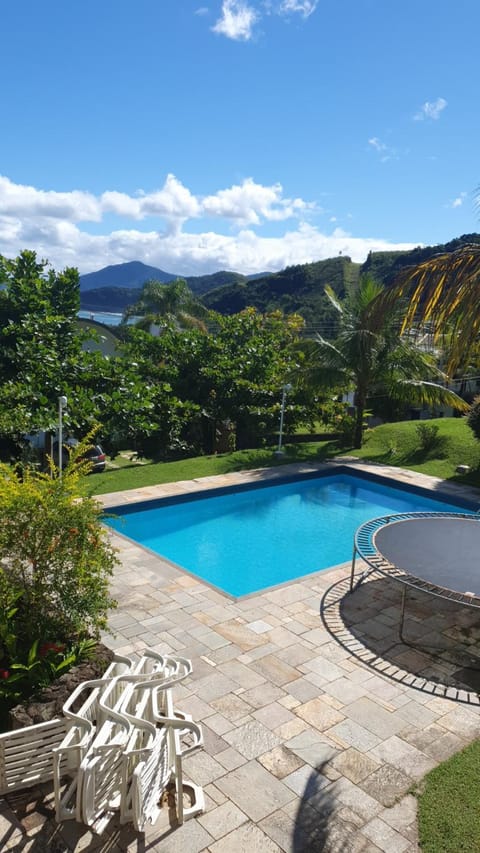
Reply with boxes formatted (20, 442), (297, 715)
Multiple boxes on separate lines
(223, 720), (281, 759)
(294, 696), (345, 731)
(251, 654), (302, 686)
(215, 619), (268, 651)
(330, 747), (380, 784)
(240, 682), (286, 709)
(283, 763), (331, 798)
(284, 729), (339, 767)
(182, 751), (226, 786)
(325, 676), (369, 705)
(218, 660), (267, 690)
(361, 816), (411, 852)
(258, 745), (305, 779)
(358, 764), (413, 807)
(197, 800), (248, 840)
(208, 820), (282, 852)
(369, 735), (436, 780)
(218, 761), (294, 822)
(274, 718), (310, 740)
(378, 794), (417, 837)
(215, 746), (248, 771)
(437, 706), (480, 739)
(253, 701), (296, 729)
(342, 698), (407, 739)
(282, 677), (323, 703)
(327, 718), (382, 752)
(210, 692), (254, 721)
(146, 817), (214, 852)
(189, 672), (239, 702)
(330, 777), (383, 823)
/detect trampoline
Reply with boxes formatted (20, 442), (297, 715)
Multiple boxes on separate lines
(350, 511), (480, 644)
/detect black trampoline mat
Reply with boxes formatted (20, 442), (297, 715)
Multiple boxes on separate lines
(374, 517), (480, 597)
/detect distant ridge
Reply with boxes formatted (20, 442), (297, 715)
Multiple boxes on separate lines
(80, 261), (178, 292)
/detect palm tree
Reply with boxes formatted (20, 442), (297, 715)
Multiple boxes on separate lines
(123, 278), (209, 332)
(305, 276), (468, 448)
(381, 242), (480, 374)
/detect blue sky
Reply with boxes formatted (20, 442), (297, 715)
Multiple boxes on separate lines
(1, 0), (478, 275)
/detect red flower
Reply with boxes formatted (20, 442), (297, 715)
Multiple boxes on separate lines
(39, 642), (66, 657)
(0, 669), (9, 679)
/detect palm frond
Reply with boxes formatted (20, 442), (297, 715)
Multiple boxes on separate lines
(377, 245), (480, 372)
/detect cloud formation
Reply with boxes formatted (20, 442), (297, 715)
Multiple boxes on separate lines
(279, 0), (318, 17)
(212, 0), (258, 40)
(0, 173), (420, 276)
(211, 0), (318, 39)
(414, 97), (447, 121)
(368, 137), (398, 162)
(448, 192), (467, 209)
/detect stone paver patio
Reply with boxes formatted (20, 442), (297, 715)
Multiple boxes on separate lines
(2, 460), (480, 852)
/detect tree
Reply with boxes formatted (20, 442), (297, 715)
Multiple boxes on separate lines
(305, 276), (468, 448)
(122, 278), (209, 331)
(380, 243), (480, 373)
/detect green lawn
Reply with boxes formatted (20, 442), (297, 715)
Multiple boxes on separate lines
(417, 740), (480, 852)
(89, 417), (480, 496)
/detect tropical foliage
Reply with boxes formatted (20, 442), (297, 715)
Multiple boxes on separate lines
(122, 277), (209, 331)
(0, 447), (118, 714)
(303, 276), (468, 447)
(381, 243), (480, 373)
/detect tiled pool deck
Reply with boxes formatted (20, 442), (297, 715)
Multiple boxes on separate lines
(3, 459), (480, 852)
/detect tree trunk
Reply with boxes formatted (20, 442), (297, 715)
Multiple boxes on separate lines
(353, 399), (365, 448)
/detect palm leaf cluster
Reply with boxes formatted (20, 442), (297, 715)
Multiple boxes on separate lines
(379, 244), (480, 373)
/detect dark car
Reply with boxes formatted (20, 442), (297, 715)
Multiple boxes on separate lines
(53, 440), (107, 473)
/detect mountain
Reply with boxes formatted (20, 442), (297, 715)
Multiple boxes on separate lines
(202, 256), (360, 328)
(79, 233), (480, 324)
(79, 265), (273, 310)
(79, 261), (178, 292)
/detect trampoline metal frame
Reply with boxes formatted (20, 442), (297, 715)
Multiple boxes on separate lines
(350, 511), (480, 645)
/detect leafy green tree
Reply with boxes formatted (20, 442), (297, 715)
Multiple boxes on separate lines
(0, 251), (88, 445)
(123, 278), (209, 331)
(305, 276), (468, 448)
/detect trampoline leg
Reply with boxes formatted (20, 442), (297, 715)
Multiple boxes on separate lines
(350, 548), (357, 592)
(399, 586), (408, 644)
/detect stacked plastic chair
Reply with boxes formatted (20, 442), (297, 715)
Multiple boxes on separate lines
(53, 649), (204, 833)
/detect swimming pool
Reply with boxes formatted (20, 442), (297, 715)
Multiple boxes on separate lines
(105, 470), (477, 597)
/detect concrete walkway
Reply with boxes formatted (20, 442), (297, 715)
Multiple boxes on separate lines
(2, 461), (480, 852)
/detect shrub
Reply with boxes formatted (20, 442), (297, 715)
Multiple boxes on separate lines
(0, 452), (118, 653)
(415, 423), (441, 453)
(467, 396), (480, 441)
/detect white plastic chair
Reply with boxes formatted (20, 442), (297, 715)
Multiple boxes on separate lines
(74, 654), (193, 832)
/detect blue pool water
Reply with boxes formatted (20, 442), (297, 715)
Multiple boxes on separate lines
(105, 472), (477, 597)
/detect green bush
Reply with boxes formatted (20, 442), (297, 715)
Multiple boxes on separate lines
(0, 451), (118, 658)
(467, 396), (480, 441)
(415, 422), (441, 452)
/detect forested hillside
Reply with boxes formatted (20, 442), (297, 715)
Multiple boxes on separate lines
(80, 233), (480, 331)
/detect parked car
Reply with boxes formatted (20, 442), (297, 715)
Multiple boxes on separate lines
(53, 440), (107, 473)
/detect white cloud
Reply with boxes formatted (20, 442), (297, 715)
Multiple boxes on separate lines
(0, 175), (101, 222)
(212, 0), (258, 40)
(0, 173), (420, 276)
(447, 191), (467, 209)
(202, 178), (315, 224)
(195, 7), (209, 15)
(368, 137), (397, 162)
(414, 97), (447, 121)
(279, 0), (318, 17)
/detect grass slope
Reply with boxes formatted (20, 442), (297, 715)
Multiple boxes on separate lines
(417, 740), (480, 852)
(89, 417), (480, 496)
